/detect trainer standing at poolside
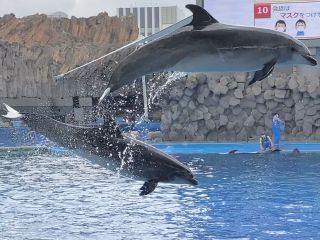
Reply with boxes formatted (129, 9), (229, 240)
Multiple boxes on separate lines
(272, 113), (284, 149)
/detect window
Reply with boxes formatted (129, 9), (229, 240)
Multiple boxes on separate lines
(119, 8), (123, 17)
(154, 7), (159, 28)
(140, 8), (145, 28)
(133, 8), (138, 23)
(126, 8), (131, 16)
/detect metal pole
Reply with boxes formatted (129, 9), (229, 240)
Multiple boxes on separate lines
(142, 75), (149, 120)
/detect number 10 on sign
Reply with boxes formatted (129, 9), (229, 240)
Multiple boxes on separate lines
(254, 3), (271, 18)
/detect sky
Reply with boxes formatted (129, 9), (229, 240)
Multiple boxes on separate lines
(0, 0), (196, 18)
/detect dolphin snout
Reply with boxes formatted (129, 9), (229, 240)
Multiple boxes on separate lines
(189, 178), (198, 185)
(303, 55), (317, 66)
(176, 170), (198, 185)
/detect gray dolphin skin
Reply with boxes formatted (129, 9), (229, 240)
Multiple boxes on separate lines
(2, 104), (198, 196)
(102, 4), (317, 99)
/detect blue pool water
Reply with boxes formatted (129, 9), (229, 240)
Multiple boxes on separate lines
(1, 149), (320, 239)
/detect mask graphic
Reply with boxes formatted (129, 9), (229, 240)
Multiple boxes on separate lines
(297, 26), (305, 32)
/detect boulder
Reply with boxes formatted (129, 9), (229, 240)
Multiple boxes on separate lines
(184, 88), (194, 97)
(237, 128), (247, 140)
(197, 84), (210, 98)
(205, 119), (216, 130)
(199, 105), (209, 114)
(219, 95), (231, 109)
(256, 126), (265, 135)
(208, 106), (220, 117)
(295, 109), (305, 121)
(251, 109), (263, 121)
(226, 121), (237, 130)
(227, 80), (238, 90)
(306, 106), (318, 116)
(274, 76), (288, 89)
(190, 109), (204, 121)
(288, 76), (299, 90)
(171, 123), (183, 131)
(292, 91), (302, 103)
(244, 115), (255, 127)
(170, 87), (184, 99)
(302, 122), (313, 137)
(179, 98), (189, 108)
(255, 95), (265, 104)
(314, 119), (320, 127)
(206, 130), (218, 141)
(197, 95), (205, 104)
(266, 100), (278, 110)
(204, 93), (219, 106)
(241, 99), (256, 108)
(229, 97), (241, 106)
(252, 84), (262, 96)
(203, 112), (212, 121)
(188, 100), (196, 110)
(186, 76), (198, 89)
(267, 77), (275, 88)
(284, 113), (293, 121)
(284, 98), (295, 108)
(215, 84), (229, 95)
(161, 111), (172, 125)
(169, 131), (180, 141)
(217, 106), (225, 114)
(234, 89), (244, 99)
(257, 104), (267, 114)
(294, 102), (304, 111)
(275, 89), (288, 99)
(196, 73), (207, 84)
(219, 115), (228, 126)
(232, 106), (242, 115)
(234, 73), (248, 83)
(264, 90), (274, 100)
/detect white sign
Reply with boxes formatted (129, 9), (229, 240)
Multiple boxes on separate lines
(203, 0), (254, 26)
(254, 1), (320, 39)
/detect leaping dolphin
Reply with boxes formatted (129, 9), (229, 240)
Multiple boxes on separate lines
(1, 103), (198, 195)
(99, 4), (317, 102)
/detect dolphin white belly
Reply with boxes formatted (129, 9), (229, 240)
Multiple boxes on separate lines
(171, 48), (277, 72)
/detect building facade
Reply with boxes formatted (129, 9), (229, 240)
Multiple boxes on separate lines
(118, 6), (177, 37)
(116, 0), (202, 37)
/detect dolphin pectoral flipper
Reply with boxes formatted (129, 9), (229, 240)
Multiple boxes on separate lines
(139, 179), (159, 196)
(249, 58), (277, 85)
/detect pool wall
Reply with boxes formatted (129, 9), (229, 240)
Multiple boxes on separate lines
(160, 72), (320, 142)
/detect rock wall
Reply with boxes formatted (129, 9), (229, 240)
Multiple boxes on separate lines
(160, 71), (320, 141)
(0, 13), (138, 98)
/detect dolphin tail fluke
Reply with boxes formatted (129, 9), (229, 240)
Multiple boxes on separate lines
(98, 87), (111, 104)
(139, 179), (158, 196)
(2, 103), (24, 119)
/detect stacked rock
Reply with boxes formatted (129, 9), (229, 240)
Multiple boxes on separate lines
(160, 71), (320, 142)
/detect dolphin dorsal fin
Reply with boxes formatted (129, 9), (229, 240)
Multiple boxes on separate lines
(186, 4), (219, 29)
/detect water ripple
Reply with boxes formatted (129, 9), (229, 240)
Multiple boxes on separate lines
(1, 151), (320, 239)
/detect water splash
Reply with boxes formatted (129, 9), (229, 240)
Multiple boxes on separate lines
(148, 71), (187, 105)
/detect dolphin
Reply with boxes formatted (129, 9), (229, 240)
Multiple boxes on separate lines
(1, 103), (198, 195)
(99, 4), (317, 102)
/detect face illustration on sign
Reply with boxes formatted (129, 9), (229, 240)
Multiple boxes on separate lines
(295, 19), (306, 36)
(275, 20), (286, 32)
